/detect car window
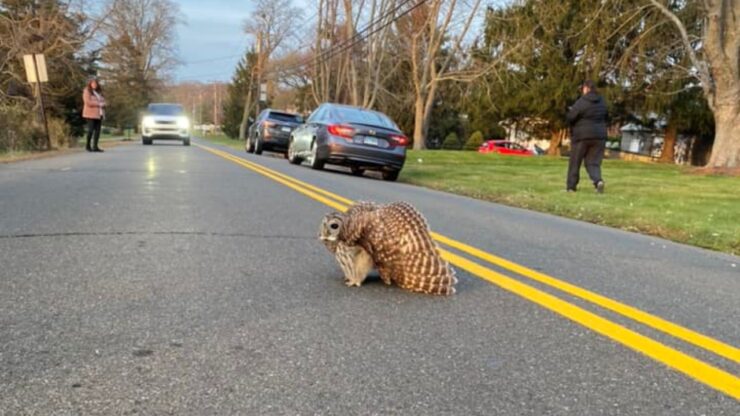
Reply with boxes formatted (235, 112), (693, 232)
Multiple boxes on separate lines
(148, 104), (184, 116)
(330, 106), (397, 129)
(511, 143), (525, 151)
(307, 106), (324, 123)
(268, 112), (303, 123)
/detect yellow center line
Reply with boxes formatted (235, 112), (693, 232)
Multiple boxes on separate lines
(440, 249), (740, 400)
(195, 142), (740, 399)
(432, 233), (740, 365)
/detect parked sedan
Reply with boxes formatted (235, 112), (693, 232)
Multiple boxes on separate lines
(287, 103), (408, 181)
(141, 103), (190, 146)
(246, 109), (304, 155)
(478, 140), (534, 156)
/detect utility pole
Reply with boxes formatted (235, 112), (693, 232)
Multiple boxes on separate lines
(30, 2), (50, 150)
(255, 30), (263, 117)
(213, 82), (217, 127)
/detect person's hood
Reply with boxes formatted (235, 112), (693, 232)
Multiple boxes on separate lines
(583, 91), (602, 103)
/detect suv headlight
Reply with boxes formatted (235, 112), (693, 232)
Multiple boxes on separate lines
(177, 116), (190, 129)
(142, 116), (155, 128)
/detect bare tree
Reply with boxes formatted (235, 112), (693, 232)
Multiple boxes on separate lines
(309, 0), (403, 108)
(401, 0), (482, 150)
(646, 0), (740, 168)
(238, 0), (300, 139)
(99, 0), (182, 129)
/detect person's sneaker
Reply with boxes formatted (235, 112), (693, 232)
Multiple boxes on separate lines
(566, 189), (576, 193)
(595, 181), (605, 194)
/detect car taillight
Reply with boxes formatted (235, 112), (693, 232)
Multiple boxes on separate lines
(327, 124), (355, 139)
(391, 134), (409, 147)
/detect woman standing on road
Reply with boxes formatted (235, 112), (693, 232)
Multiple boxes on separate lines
(82, 78), (106, 152)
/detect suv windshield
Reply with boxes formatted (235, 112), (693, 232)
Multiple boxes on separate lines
(331, 106), (397, 129)
(269, 112), (303, 123)
(148, 104), (184, 116)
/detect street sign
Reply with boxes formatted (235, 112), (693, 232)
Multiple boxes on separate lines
(260, 83), (267, 102)
(23, 54), (48, 83)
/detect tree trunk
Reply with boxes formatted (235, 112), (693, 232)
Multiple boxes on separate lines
(659, 123), (677, 163)
(706, 103), (740, 168)
(238, 83), (254, 141)
(412, 95), (427, 150)
(547, 128), (565, 156)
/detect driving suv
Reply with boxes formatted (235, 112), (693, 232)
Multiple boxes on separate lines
(246, 109), (304, 155)
(141, 103), (190, 146)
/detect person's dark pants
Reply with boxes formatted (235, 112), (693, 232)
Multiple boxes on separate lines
(85, 118), (102, 150)
(567, 139), (605, 191)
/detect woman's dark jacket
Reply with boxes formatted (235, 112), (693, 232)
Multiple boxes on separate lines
(566, 92), (609, 142)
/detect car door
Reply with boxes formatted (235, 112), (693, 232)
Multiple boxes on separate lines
(298, 106), (324, 154)
(499, 142), (516, 155)
(253, 110), (267, 138)
(292, 109), (312, 153)
(509, 142), (530, 155)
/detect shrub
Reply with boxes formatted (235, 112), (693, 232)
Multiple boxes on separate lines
(0, 104), (44, 152)
(48, 117), (71, 149)
(463, 131), (484, 151)
(441, 132), (461, 150)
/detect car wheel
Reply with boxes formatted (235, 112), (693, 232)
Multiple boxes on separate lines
(382, 169), (400, 181)
(183, 138), (190, 146)
(142, 138), (152, 145)
(246, 136), (255, 153)
(350, 166), (364, 176)
(287, 139), (303, 165)
(308, 140), (324, 170)
(254, 135), (263, 155)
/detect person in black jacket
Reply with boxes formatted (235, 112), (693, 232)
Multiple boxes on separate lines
(566, 80), (608, 193)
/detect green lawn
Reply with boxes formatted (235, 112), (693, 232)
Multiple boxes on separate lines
(401, 151), (740, 255)
(199, 133), (244, 150)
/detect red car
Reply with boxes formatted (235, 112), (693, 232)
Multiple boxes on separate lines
(478, 140), (535, 156)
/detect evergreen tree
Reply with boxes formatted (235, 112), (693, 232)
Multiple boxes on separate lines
(222, 49), (257, 139)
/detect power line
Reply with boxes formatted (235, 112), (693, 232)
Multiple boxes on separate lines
(265, 0), (425, 77)
(178, 0), (426, 83)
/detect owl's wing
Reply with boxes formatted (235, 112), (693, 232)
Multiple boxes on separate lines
(394, 247), (457, 295)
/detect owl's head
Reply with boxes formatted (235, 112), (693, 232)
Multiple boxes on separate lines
(318, 212), (345, 252)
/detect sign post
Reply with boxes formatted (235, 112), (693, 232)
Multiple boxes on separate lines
(23, 53), (51, 150)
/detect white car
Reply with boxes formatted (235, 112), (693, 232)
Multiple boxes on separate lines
(141, 103), (190, 146)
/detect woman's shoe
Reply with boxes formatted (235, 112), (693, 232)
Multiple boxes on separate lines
(93, 148), (104, 152)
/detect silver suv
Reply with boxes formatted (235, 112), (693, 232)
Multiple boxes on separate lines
(141, 103), (190, 146)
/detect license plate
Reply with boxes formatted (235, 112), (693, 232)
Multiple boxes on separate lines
(364, 136), (378, 146)
(281, 127), (291, 132)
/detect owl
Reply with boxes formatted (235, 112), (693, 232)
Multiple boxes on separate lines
(318, 201), (457, 295)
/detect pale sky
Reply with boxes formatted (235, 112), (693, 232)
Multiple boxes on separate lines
(174, 0), (314, 83)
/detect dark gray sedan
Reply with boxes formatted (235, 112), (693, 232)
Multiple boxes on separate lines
(287, 103), (408, 181)
(246, 109), (304, 155)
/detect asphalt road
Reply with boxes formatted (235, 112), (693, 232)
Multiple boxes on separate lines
(0, 138), (738, 415)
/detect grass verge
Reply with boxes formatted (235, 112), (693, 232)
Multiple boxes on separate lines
(199, 133), (243, 151)
(1, 137), (129, 163)
(402, 150), (739, 255)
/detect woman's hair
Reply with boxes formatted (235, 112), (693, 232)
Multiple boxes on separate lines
(86, 78), (102, 94)
(580, 79), (597, 93)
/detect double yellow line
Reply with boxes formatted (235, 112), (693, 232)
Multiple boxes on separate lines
(195, 143), (740, 400)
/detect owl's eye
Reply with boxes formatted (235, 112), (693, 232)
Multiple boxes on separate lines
(330, 223), (339, 230)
